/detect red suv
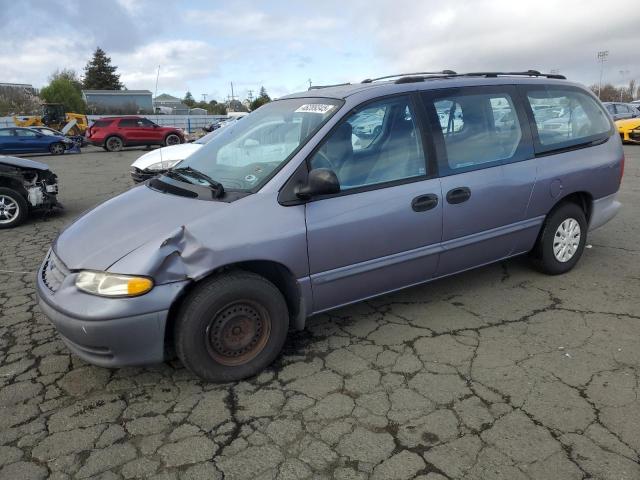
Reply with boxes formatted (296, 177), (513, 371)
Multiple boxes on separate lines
(86, 116), (185, 152)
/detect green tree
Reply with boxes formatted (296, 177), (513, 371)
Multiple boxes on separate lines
(183, 91), (196, 107)
(250, 86), (271, 111)
(82, 47), (123, 90)
(40, 71), (86, 113)
(210, 103), (227, 115)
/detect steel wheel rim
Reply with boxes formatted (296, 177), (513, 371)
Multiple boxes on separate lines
(0, 195), (19, 224)
(205, 300), (271, 366)
(166, 134), (180, 145)
(553, 217), (581, 262)
(107, 137), (122, 150)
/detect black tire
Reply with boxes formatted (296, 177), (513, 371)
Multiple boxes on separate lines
(105, 136), (124, 152)
(174, 271), (289, 382)
(49, 142), (65, 155)
(164, 133), (181, 146)
(0, 187), (28, 229)
(530, 202), (587, 275)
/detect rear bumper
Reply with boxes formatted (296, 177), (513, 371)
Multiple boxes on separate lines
(589, 192), (621, 231)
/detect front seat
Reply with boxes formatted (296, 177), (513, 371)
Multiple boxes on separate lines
(311, 122), (354, 173)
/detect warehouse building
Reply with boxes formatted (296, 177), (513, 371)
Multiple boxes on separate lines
(82, 90), (153, 114)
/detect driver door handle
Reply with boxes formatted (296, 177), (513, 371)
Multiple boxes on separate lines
(411, 194), (439, 212)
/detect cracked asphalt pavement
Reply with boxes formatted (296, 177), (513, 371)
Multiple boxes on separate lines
(1, 145), (639, 480)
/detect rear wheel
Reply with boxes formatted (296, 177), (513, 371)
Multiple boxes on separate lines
(0, 188), (28, 229)
(174, 271), (289, 382)
(164, 133), (181, 146)
(531, 202), (587, 275)
(105, 136), (124, 152)
(49, 142), (65, 155)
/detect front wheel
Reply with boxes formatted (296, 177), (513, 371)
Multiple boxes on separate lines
(0, 188), (28, 229)
(49, 142), (65, 155)
(174, 271), (289, 382)
(530, 202), (587, 275)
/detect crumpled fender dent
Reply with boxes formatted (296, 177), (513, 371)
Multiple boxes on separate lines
(117, 225), (219, 284)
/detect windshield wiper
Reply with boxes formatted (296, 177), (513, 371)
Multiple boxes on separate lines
(169, 166), (225, 198)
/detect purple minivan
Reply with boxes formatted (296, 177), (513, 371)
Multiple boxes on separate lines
(36, 71), (623, 381)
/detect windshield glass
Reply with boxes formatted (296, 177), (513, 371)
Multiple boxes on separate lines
(175, 98), (343, 191)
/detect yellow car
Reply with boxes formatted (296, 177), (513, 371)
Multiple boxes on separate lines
(615, 118), (640, 144)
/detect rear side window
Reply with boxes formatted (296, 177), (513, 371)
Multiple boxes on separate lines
(0, 129), (13, 136)
(430, 91), (524, 173)
(93, 120), (112, 128)
(118, 119), (138, 127)
(525, 87), (611, 151)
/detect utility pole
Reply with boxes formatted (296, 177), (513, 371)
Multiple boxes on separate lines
(597, 50), (609, 99)
(308, 78), (312, 89)
(247, 90), (254, 102)
(619, 70), (630, 101)
(201, 93), (207, 103)
(154, 65), (160, 118)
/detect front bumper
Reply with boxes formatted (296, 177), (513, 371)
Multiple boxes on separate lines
(620, 130), (640, 144)
(36, 251), (189, 367)
(130, 167), (163, 183)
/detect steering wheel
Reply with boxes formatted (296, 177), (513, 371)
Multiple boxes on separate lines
(310, 150), (335, 171)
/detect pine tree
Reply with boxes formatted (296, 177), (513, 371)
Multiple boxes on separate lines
(183, 91), (195, 107)
(82, 47), (123, 90)
(250, 86), (271, 111)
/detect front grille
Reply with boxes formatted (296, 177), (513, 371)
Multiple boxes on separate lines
(41, 250), (69, 293)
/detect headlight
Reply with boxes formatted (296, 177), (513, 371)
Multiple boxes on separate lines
(75, 271), (153, 297)
(146, 159), (181, 171)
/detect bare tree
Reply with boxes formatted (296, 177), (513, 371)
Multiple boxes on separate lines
(0, 86), (41, 116)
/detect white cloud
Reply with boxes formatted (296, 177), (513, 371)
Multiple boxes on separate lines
(114, 40), (224, 92)
(358, 0), (639, 86)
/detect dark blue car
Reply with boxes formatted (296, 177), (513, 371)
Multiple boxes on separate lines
(0, 127), (73, 155)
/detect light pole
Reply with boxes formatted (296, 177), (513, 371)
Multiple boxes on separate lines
(597, 51), (609, 99)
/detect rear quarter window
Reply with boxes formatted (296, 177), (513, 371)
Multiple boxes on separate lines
(93, 120), (112, 128)
(525, 87), (611, 152)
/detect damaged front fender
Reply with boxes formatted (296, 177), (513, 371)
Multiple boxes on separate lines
(0, 155), (60, 210)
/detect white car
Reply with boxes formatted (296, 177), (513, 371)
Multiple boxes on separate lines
(130, 130), (220, 182)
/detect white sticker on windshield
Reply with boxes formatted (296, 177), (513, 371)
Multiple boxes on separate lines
(295, 104), (335, 114)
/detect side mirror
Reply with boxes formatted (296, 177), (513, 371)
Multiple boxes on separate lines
(295, 168), (340, 200)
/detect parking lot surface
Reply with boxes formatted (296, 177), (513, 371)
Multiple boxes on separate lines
(1, 146), (639, 480)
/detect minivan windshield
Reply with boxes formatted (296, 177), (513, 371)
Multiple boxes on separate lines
(173, 98), (343, 191)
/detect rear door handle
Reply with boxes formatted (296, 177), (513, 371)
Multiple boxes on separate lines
(411, 194), (439, 212)
(446, 187), (471, 204)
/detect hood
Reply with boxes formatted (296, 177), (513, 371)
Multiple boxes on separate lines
(616, 118), (640, 129)
(54, 183), (228, 271)
(131, 143), (202, 170)
(0, 155), (50, 171)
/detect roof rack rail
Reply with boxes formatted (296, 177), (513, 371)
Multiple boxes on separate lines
(459, 70), (566, 80)
(308, 82), (351, 90)
(361, 71), (457, 83)
(388, 70), (566, 84)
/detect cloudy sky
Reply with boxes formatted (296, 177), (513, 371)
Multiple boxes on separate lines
(0, 0), (638, 102)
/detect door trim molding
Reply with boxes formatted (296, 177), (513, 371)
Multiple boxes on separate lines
(310, 215), (545, 285)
